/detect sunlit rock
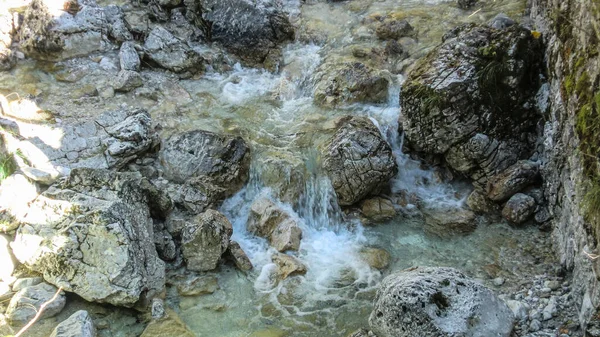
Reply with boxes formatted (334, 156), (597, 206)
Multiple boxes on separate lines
(272, 253), (307, 280)
(6, 282), (66, 325)
(181, 210), (232, 272)
(0, 9), (16, 71)
(143, 27), (204, 74)
(0, 234), (16, 282)
(0, 173), (40, 225)
(247, 197), (302, 252)
(321, 116), (397, 206)
(50, 310), (96, 337)
(369, 267), (514, 337)
(11, 169), (168, 307)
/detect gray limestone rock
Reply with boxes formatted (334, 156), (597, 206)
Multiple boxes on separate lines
(119, 41), (141, 71)
(422, 206), (477, 237)
(369, 267), (514, 337)
(113, 70), (143, 92)
(502, 193), (536, 225)
(50, 310), (96, 337)
(247, 197), (302, 252)
(321, 116), (397, 206)
(225, 241), (253, 272)
(181, 210), (232, 272)
(144, 26), (204, 73)
(6, 283), (66, 325)
(487, 161), (540, 202)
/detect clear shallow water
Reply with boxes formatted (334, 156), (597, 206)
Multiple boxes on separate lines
(0, 0), (546, 336)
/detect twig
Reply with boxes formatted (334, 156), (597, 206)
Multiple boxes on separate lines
(468, 8), (482, 18)
(14, 286), (63, 337)
(583, 249), (600, 261)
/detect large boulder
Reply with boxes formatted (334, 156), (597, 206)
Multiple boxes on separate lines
(401, 23), (543, 189)
(181, 209), (233, 271)
(314, 62), (390, 107)
(486, 160), (539, 201)
(321, 116), (398, 206)
(11, 169), (169, 307)
(185, 0), (294, 69)
(369, 267), (514, 337)
(6, 282), (66, 325)
(247, 197), (302, 252)
(143, 26), (204, 73)
(50, 310), (96, 337)
(160, 130), (250, 213)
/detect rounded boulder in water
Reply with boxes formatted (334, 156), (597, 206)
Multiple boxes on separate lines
(369, 267), (514, 337)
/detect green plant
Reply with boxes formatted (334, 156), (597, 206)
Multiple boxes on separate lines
(0, 152), (16, 182)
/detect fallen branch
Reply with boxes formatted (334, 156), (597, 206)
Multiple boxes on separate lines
(14, 286), (63, 337)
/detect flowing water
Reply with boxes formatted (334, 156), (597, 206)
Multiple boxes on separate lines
(0, 0), (556, 336)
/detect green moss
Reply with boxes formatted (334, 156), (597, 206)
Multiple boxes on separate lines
(0, 152), (16, 182)
(576, 71), (591, 101)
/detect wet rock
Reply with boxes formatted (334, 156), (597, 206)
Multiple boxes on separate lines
(359, 247), (391, 270)
(0, 234), (16, 282)
(314, 62), (390, 107)
(272, 253), (307, 280)
(247, 197), (302, 252)
(17, 0), (113, 60)
(190, 0), (294, 69)
(50, 310), (96, 337)
(6, 283), (66, 325)
(502, 193), (535, 225)
(112, 70), (143, 92)
(141, 309), (195, 337)
(375, 19), (414, 40)
(160, 130), (250, 213)
(457, 0), (478, 9)
(257, 153), (306, 205)
(369, 267), (514, 337)
(144, 27), (204, 73)
(11, 169), (168, 307)
(119, 41), (141, 71)
(12, 277), (43, 292)
(360, 197), (397, 223)
(489, 13), (516, 30)
(401, 24), (542, 187)
(466, 189), (498, 214)
(225, 241), (253, 272)
(176, 275), (219, 296)
(422, 206), (477, 237)
(321, 116), (398, 206)
(487, 161), (539, 201)
(181, 210), (233, 272)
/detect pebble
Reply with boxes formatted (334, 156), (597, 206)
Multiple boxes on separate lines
(493, 277), (505, 286)
(529, 319), (542, 332)
(544, 280), (561, 291)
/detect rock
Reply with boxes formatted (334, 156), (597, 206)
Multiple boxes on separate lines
(144, 26), (203, 73)
(0, 281), (12, 302)
(505, 300), (529, 321)
(17, 0), (113, 60)
(272, 253), (307, 280)
(369, 267), (514, 337)
(176, 275), (219, 296)
(375, 19), (414, 40)
(359, 247), (391, 270)
(104, 5), (133, 42)
(422, 206), (477, 237)
(6, 283), (66, 325)
(347, 329), (377, 337)
(151, 298), (165, 319)
(401, 24), (542, 188)
(314, 62), (390, 107)
(50, 310), (96, 337)
(457, 0), (478, 9)
(225, 241), (253, 271)
(544, 280), (561, 291)
(488, 13), (516, 30)
(466, 190), (498, 214)
(321, 116), (398, 206)
(181, 210), (233, 272)
(256, 153), (306, 205)
(140, 309), (195, 337)
(493, 277), (505, 286)
(189, 0), (294, 69)
(502, 193), (536, 224)
(0, 234), (16, 282)
(529, 319), (541, 332)
(160, 130), (250, 213)
(11, 169), (168, 307)
(247, 197), (302, 252)
(112, 70), (143, 92)
(153, 224), (177, 261)
(119, 41), (141, 71)
(12, 277), (43, 292)
(487, 161), (539, 201)
(0, 10), (16, 71)
(360, 197), (397, 223)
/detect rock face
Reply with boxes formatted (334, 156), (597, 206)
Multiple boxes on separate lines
(189, 0), (294, 69)
(6, 283), (66, 325)
(160, 130), (250, 213)
(50, 310), (96, 337)
(401, 23), (543, 190)
(11, 169), (168, 307)
(247, 197), (302, 252)
(502, 193), (535, 225)
(144, 26), (204, 73)
(181, 209), (233, 271)
(321, 116), (398, 206)
(369, 267), (514, 337)
(314, 62), (390, 107)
